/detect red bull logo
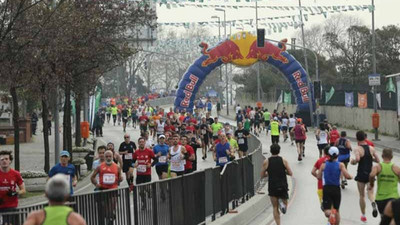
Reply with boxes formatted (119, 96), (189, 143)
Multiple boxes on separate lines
(200, 40), (243, 67)
(180, 74), (199, 107)
(246, 39), (289, 63)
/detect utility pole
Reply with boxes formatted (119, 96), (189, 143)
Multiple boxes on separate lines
(256, 0), (261, 101)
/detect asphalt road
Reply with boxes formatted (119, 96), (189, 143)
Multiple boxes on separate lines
(241, 127), (400, 225)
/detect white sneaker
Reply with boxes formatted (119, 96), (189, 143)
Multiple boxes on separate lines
(279, 199), (286, 214)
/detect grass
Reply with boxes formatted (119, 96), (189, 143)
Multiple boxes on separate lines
(20, 191), (45, 199)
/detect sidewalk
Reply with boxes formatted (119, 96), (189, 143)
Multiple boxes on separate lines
(220, 106), (400, 153)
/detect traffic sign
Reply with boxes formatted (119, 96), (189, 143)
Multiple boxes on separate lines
(369, 74), (381, 86)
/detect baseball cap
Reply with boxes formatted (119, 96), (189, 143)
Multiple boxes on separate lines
(328, 147), (339, 156)
(60, 150), (70, 157)
(159, 135), (166, 139)
(273, 117), (278, 121)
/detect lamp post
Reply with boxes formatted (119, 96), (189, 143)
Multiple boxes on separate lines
(371, 0), (379, 140)
(211, 15), (224, 106)
(298, 0), (314, 127)
(215, 8), (229, 116)
(255, 0), (261, 102)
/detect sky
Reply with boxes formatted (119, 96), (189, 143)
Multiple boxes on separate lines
(156, 0), (400, 41)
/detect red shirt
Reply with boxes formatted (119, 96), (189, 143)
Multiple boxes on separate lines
(179, 115), (185, 122)
(365, 139), (375, 147)
(99, 162), (119, 189)
(0, 169), (23, 209)
(329, 130), (340, 144)
(186, 125), (196, 132)
(190, 118), (197, 125)
(138, 115), (149, 126)
(314, 156), (329, 189)
(167, 112), (174, 119)
(164, 125), (175, 133)
(133, 148), (155, 176)
(184, 145), (195, 170)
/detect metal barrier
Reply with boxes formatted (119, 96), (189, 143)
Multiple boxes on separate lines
(0, 188), (131, 225)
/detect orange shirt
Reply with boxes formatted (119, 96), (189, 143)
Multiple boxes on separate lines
(99, 162), (119, 189)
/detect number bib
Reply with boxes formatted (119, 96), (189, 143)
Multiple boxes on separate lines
(103, 173), (116, 184)
(159, 156), (167, 163)
(238, 138), (245, 144)
(137, 165), (147, 173)
(201, 129), (207, 134)
(124, 153), (133, 160)
(218, 157), (228, 164)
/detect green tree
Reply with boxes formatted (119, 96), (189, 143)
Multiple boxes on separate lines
(375, 25), (400, 75)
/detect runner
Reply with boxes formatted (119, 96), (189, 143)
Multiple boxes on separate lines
(315, 122), (329, 158)
(181, 135), (195, 174)
(293, 119), (306, 161)
(111, 105), (118, 126)
(329, 126), (340, 146)
(335, 131), (352, 189)
(227, 132), (239, 159)
(23, 175), (86, 225)
(261, 144), (293, 225)
(169, 134), (187, 177)
(106, 105), (112, 124)
(91, 150), (123, 190)
(380, 198), (400, 225)
(211, 117), (223, 143)
(350, 130), (380, 223)
(48, 150), (77, 195)
(188, 131), (201, 172)
(318, 146), (353, 225)
(311, 146), (330, 207)
(270, 117), (280, 144)
(0, 150), (25, 224)
(156, 117), (166, 138)
(369, 148), (400, 217)
(199, 117), (210, 160)
(131, 105), (138, 129)
(153, 135), (169, 180)
(253, 109), (262, 136)
(132, 137), (157, 184)
(288, 114), (296, 145)
(214, 133), (233, 167)
(236, 110), (244, 127)
(281, 114), (289, 142)
(106, 142), (123, 167)
(235, 122), (250, 158)
(138, 111), (149, 135)
(121, 106), (129, 132)
(118, 134), (136, 191)
(92, 146), (106, 191)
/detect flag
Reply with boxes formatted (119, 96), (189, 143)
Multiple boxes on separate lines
(386, 77), (396, 93)
(345, 92), (354, 107)
(325, 86), (335, 103)
(277, 91), (283, 103)
(376, 92), (381, 108)
(358, 93), (367, 108)
(284, 91), (291, 104)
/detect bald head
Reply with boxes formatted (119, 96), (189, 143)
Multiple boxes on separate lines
(46, 174), (70, 203)
(105, 150), (114, 165)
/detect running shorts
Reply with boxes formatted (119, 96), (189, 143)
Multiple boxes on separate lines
(322, 185), (341, 210)
(155, 165), (169, 177)
(136, 175), (151, 185)
(376, 199), (394, 215)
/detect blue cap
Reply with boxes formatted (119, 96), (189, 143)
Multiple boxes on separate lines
(60, 150), (70, 157)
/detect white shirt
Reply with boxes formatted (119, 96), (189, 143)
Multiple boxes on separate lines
(282, 118), (289, 127)
(170, 145), (185, 172)
(289, 118), (296, 128)
(235, 106), (241, 114)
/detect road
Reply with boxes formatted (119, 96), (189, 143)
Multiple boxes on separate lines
(239, 127), (400, 225)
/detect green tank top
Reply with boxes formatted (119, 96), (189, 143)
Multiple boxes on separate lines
(244, 119), (251, 131)
(43, 206), (73, 225)
(376, 162), (400, 201)
(270, 121), (280, 136)
(111, 107), (118, 115)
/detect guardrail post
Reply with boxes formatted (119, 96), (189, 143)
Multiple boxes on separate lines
(133, 186), (139, 225)
(152, 183), (158, 225)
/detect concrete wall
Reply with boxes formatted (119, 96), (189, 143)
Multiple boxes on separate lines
(235, 100), (399, 136)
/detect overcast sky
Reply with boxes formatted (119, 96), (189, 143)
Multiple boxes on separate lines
(157, 0), (400, 41)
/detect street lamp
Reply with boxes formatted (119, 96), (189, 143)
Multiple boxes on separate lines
(211, 15), (224, 107)
(215, 8), (229, 116)
(371, 0), (379, 140)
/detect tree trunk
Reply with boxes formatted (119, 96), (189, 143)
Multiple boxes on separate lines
(63, 84), (73, 158)
(10, 87), (20, 171)
(41, 97), (50, 173)
(75, 93), (81, 147)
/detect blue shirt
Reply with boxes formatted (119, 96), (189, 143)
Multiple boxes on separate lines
(323, 161), (340, 187)
(153, 144), (169, 166)
(216, 142), (230, 167)
(207, 102), (212, 110)
(49, 163), (76, 195)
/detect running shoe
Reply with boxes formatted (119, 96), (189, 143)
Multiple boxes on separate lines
(329, 209), (337, 225)
(298, 155), (302, 161)
(372, 202), (378, 218)
(360, 215), (367, 222)
(279, 199), (286, 214)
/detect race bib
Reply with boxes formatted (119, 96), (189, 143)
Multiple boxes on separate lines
(238, 138), (245, 144)
(137, 165), (147, 173)
(201, 129), (207, 134)
(172, 161), (181, 168)
(103, 173), (116, 184)
(140, 120), (145, 124)
(219, 157), (228, 164)
(159, 156), (167, 163)
(123, 117), (128, 120)
(124, 153), (133, 160)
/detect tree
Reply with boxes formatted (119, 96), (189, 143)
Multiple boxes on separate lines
(375, 25), (400, 75)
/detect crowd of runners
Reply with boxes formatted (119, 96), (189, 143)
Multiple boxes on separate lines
(1, 100), (400, 225)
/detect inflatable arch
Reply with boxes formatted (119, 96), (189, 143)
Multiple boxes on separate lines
(174, 31), (315, 112)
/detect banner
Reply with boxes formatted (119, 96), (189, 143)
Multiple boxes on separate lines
(386, 77), (396, 93)
(376, 92), (381, 108)
(325, 86), (335, 103)
(396, 77), (400, 117)
(358, 93), (367, 108)
(345, 92), (354, 107)
(284, 91), (291, 104)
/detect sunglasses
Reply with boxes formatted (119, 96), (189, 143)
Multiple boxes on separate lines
(124, 136), (130, 139)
